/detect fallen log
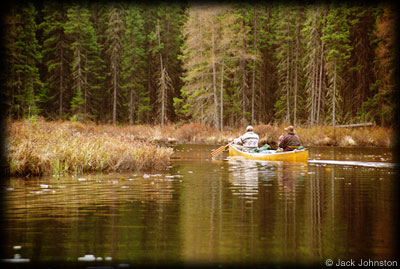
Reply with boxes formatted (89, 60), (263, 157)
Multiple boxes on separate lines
(335, 122), (373, 128)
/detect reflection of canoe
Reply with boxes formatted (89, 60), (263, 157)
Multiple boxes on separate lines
(229, 144), (309, 163)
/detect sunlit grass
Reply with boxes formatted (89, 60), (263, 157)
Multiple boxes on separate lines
(6, 119), (173, 177)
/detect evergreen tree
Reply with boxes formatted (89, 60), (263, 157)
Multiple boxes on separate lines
(302, 5), (327, 126)
(152, 4), (185, 126)
(105, 4), (124, 124)
(273, 5), (297, 124)
(159, 3), (186, 123)
(85, 4), (106, 122)
(344, 6), (377, 122)
(5, 3), (43, 119)
(256, 6), (279, 124)
(120, 4), (147, 124)
(321, 4), (352, 126)
(40, 2), (71, 119)
(89, 3), (108, 122)
(362, 5), (395, 126)
(3, 3), (396, 128)
(64, 4), (93, 118)
(180, 4), (220, 126)
(64, 3), (103, 121)
(230, 5), (253, 125)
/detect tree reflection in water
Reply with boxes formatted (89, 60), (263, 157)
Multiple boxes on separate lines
(3, 145), (396, 266)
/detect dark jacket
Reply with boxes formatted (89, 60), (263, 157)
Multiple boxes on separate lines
(279, 132), (300, 151)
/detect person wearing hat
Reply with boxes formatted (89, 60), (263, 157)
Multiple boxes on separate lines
(233, 125), (259, 151)
(278, 125), (301, 151)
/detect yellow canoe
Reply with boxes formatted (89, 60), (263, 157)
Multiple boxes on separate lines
(229, 144), (309, 163)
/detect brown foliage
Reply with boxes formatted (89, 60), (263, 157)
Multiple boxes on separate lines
(6, 120), (173, 177)
(6, 120), (392, 178)
(173, 122), (215, 143)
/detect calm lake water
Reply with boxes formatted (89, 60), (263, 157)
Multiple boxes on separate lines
(1, 145), (398, 267)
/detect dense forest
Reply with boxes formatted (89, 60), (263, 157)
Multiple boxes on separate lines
(2, 1), (397, 129)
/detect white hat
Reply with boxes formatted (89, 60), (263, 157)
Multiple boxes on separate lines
(246, 125), (254, 131)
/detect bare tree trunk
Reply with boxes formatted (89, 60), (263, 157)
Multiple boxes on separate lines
(241, 18), (247, 124)
(77, 49), (81, 96)
(211, 19), (220, 130)
(113, 54), (117, 124)
(220, 55), (225, 131)
(76, 48), (82, 117)
(309, 11), (317, 127)
(147, 59), (151, 123)
(157, 20), (166, 126)
(129, 89), (134, 124)
(314, 56), (319, 124)
(59, 48), (64, 118)
(242, 58), (247, 122)
(84, 51), (88, 115)
(160, 66), (165, 126)
(332, 59), (337, 128)
(317, 42), (324, 125)
(310, 48), (316, 127)
(294, 23), (299, 126)
(286, 38), (290, 123)
(251, 8), (257, 125)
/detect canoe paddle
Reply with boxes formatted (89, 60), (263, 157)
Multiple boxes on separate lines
(211, 143), (231, 158)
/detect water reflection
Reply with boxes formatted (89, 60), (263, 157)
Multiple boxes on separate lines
(228, 159), (262, 199)
(3, 172), (182, 263)
(1, 146), (397, 266)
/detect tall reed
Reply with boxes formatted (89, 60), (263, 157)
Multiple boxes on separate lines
(6, 119), (173, 177)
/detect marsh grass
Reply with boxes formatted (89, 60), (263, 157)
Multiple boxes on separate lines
(7, 119), (393, 177)
(7, 119), (173, 177)
(98, 122), (393, 148)
(296, 125), (392, 148)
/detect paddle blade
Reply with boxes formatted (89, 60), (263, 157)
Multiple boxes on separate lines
(211, 144), (229, 158)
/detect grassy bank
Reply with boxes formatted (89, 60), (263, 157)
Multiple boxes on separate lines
(121, 122), (393, 148)
(6, 119), (173, 177)
(6, 119), (393, 177)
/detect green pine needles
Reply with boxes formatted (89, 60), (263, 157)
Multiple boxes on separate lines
(4, 2), (396, 127)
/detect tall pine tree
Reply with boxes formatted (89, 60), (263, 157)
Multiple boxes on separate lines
(5, 3), (43, 119)
(40, 2), (71, 119)
(120, 4), (147, 124)
(321, 4), (352, 126)
(105, 4), (124, 124)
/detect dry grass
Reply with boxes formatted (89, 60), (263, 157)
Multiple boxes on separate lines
(6, 119), (393, 177)
(6, 119), (173, 177)
(171, 123), (393, 148)
(153, 122), (392, 148)
(254, 125), (282, 146)
(166, 123), (392, 148)
(295, 125), (393, 147)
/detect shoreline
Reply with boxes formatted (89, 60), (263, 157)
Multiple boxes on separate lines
(5, 119), (393, 177)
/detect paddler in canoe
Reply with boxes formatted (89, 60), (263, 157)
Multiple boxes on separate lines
(211, 125), (305, 159)
(232, 124), (305, 154)
(232, 125), (260, 152)
(211, 125), (267, 158)
(228, 125), (308, 162)
(277, 125), (302, 152)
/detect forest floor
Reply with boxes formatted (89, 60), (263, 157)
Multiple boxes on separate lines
(5, 118), (394, 177)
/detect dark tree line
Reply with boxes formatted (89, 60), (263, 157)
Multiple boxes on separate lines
(3, 2), (396, 127)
